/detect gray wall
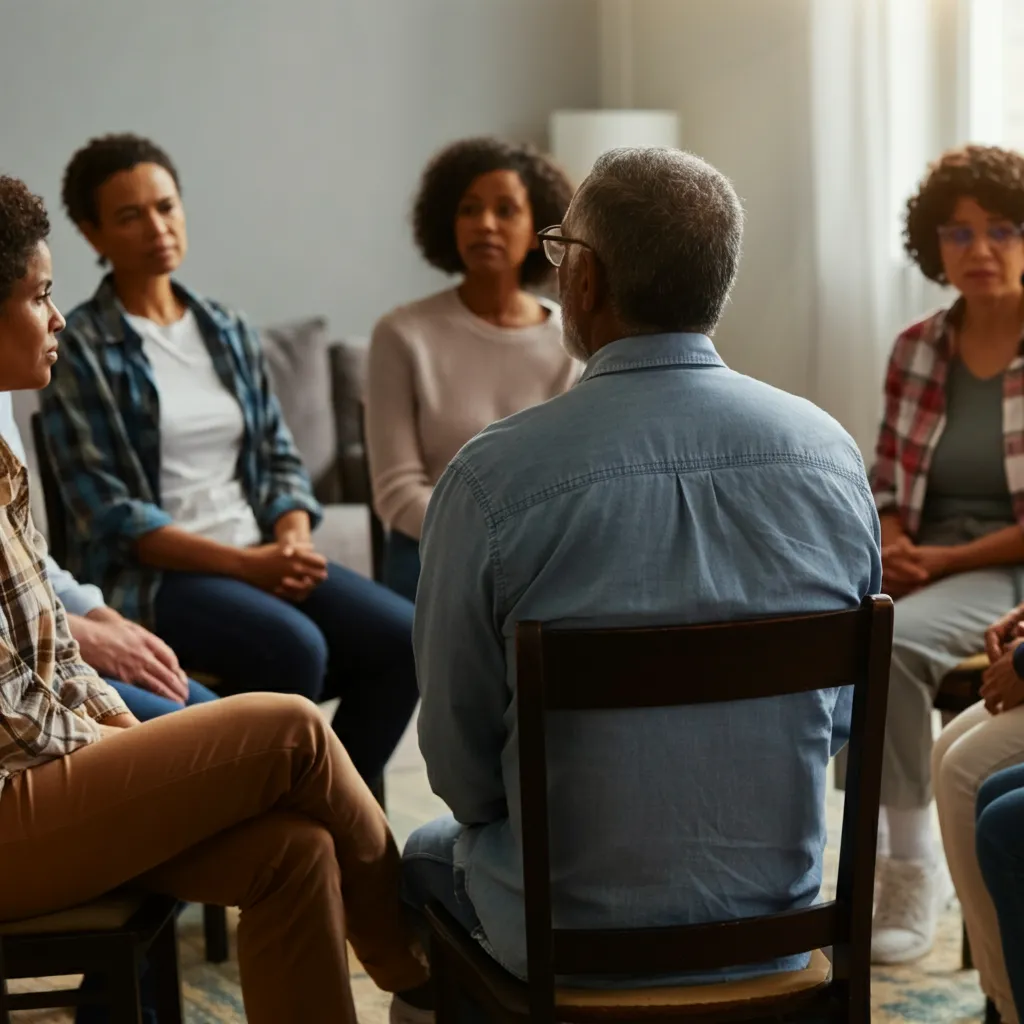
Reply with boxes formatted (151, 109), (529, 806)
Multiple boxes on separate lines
(1, 0), (600, 337)
(624, 0), (816, 397)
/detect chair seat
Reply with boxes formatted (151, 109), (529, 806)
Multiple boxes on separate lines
(554, 949), (832, 1017)
(935, 652), (989, 715)
(427, 904), (832, 1022)
(949, 653), (989, 676)
(0, 893), (144, 936)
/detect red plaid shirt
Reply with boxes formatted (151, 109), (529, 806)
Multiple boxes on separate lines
(869, 303), (1024, 538)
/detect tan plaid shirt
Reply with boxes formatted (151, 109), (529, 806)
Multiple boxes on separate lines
(0, 437), (127, 791)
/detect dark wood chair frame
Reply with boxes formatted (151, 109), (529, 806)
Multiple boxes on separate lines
(426, 596), (894, 1023)
(30, 414), (231, 965)
(0, 894), (182, 1024)
(934, 656), (988, 973)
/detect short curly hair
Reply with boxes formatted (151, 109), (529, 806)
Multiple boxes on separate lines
(905, 144), (1024, 283)
(62, 133), (180, 226)
(413, 137), (573, 287)
(0, 177), (50, 306)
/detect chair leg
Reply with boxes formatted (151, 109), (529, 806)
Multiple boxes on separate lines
(149, 916), (184, 1024)
(0, 943), (11, 1024)
(204, 904), (230, 964)
(962, 921), (974, 970)
(431, 938), (458, 1024)
(106, 938), (143, 1024)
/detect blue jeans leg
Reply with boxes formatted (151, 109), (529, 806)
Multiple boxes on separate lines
(977, 764), (1024, 1022)
(383, 531), (421, 603)
(153, 565), (419, 781)
(401, 815), (480, 937)
(105, 677), (219, 721)
(401, 815), (485, 1023)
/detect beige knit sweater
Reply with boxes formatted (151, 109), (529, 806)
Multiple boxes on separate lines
(366, 288), (579, 540)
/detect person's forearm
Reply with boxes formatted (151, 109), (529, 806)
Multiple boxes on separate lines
(274, 509), (311, 543)
(946, 524), (1024, 575)
(880, 512), (906, 549)
(135, 526), (246, 577)
(65, 612), (96, 640)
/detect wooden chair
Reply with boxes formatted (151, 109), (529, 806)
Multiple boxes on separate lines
(934, 653), (987, 716)
(29, 413), (231, 966)
(350, 403), (384, 583)
(0, 891), (181, 1023)
(934, 651), (989, 974)
(427, 596), (894, 1023)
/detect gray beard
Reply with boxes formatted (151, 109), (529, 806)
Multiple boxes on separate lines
(561, 314), (589, 364)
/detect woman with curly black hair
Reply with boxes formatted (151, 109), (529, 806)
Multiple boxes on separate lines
(38, 133), (420, 794)
(0, 175), (426, 1024)
(865, 144), (1024, 1009)
(366, 137), (579, 600)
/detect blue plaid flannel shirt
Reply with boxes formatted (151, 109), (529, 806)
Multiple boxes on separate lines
(39, 277), (322, 626)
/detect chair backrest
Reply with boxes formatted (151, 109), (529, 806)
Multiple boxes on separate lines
(30, 412), (69, 567)
(355, 403), (384, 583)
(515, 595), (893, 1022)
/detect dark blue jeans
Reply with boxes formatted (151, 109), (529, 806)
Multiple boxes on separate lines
(401, 815), (486, 1023)
(383, 530), (421, 603)
(977, 763), (1024, 1023)
(106, 676), (218, 717)
(153, 562), (419, 782)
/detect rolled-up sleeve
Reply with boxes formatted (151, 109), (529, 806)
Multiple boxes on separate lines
(25, 516), (127, 720)
(46, 556), (105, 617)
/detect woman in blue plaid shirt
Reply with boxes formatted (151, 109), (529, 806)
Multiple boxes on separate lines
(39, 134), (419, 790)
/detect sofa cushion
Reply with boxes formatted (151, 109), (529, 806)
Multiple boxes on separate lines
(259, 317), (337, 484)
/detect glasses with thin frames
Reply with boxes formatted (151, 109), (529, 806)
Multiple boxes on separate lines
(537, 224), (592, 267)
(937, 223), (1024, 249)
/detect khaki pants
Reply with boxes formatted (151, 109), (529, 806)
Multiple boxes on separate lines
(933, 700), (1024, 1024)
(0, 693), (427, 1024)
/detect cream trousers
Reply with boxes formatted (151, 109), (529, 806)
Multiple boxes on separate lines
(933, 700), (1024, 1024)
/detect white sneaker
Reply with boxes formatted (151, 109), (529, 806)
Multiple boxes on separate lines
(870, 857), (954, 964)
(389, 995), (435, 1024)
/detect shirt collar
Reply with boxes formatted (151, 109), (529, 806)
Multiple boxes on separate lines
(578, 332), (726, 384)
(91, 275), (231, 344)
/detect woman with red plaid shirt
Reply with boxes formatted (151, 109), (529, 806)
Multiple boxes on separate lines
(870, 145), (1024, 1022)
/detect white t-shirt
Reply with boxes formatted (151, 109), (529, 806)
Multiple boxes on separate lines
(124, 310), (262, 548)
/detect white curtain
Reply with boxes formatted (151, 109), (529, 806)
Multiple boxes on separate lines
(809, 0), (958, 456)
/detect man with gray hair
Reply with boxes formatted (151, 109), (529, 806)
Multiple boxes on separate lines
(393, 148), (881, 1020)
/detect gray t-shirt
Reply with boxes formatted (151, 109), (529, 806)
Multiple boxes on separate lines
(922, 359), (1014, 537)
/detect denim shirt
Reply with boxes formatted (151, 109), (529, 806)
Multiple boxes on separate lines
(414, 333), (882, 984)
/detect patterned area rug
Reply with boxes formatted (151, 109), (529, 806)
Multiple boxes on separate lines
(9, 744), (991, 1023)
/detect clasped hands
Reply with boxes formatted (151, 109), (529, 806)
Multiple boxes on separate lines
(981, 605), (1024, 716)
(238, 512), (328, 602)
(881, 536), (955, 600)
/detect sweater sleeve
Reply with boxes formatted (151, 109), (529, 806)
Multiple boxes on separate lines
(365, 317), (434, 541)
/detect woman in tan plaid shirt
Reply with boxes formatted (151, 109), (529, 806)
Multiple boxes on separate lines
(0, 177), (425, 1023)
